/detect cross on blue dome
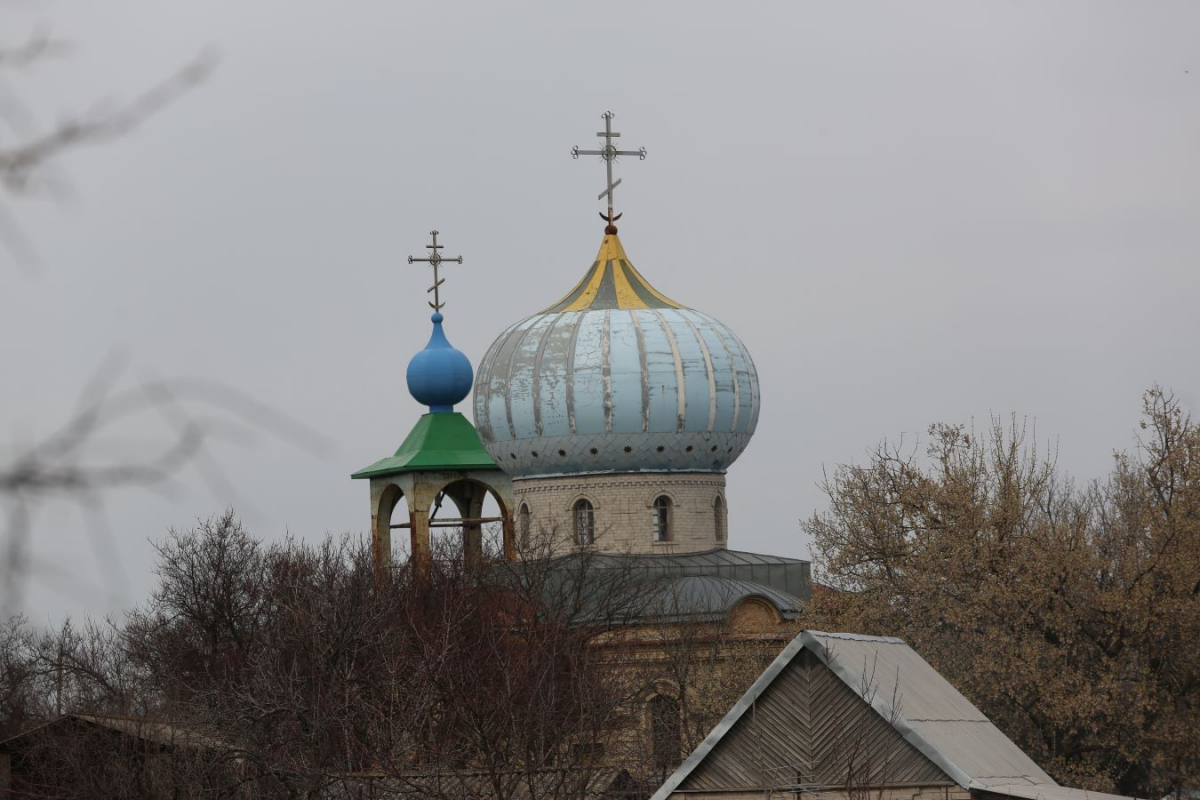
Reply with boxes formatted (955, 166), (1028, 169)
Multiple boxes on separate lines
(404, 231), (473, 414)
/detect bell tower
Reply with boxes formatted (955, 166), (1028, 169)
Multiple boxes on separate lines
(352, 230), (514, 575)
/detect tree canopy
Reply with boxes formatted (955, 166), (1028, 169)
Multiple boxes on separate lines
(803, 387), (1200, 798)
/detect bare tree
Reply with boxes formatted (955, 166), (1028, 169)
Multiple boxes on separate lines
(803, 387), (1200, 798)
(3, 512), (810, 798)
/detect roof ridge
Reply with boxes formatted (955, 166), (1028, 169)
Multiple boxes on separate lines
(808, 630), (907, 644)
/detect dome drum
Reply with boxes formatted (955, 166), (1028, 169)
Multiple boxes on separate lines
(513, 472), (728, 554)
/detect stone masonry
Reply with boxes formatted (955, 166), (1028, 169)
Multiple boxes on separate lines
(514, 472), (728, 555)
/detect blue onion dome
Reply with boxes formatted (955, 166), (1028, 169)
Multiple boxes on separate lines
(473, 233), (759, 477)
(407, 312), (474, 413)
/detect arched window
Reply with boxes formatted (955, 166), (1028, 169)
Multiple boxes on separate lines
(714, 495), (726, 543)
(649, 694), (681, 772)
(573, 499), (594, 546)
(518, 503), (531, 547)
(652, 495), (672, 542)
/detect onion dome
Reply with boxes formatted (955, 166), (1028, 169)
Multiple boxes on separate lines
(473, 233), (759, 478)
(406, 312), (473, 413)
(353, 312), (498, 480)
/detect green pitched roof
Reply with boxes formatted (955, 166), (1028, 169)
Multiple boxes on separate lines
(351, 412), (500, 479)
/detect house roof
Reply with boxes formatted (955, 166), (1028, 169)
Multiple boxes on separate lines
(651, 630), (1057, 800)
(0, 713), (224, 752)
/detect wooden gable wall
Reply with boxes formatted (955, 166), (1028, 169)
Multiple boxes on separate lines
(679, 649), (953, 793)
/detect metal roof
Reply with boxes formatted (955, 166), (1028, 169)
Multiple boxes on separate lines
(544, 547), (811, 603)
(351, 411), (500, 479)
(505, 548), (809, 628)
(632, 575), (801, 624)
(651, 630), (1057, 800)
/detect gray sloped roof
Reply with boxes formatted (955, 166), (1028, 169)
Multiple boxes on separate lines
(544, 546), (811, 602)
(633, 575), (801, 623)
(805, 632), (1056, 789)
(651, 630), (1057, 800)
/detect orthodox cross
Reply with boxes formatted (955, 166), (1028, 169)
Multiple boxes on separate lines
(572, 111), (647, 227)
(407, 230), (463, 312)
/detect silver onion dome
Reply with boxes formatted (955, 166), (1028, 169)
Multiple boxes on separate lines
(473, 233), (759, 478)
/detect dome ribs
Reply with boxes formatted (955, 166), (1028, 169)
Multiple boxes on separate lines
(649, 309), (687, 432)
(529, 312), (566, 437)
(681, 314), (718, 432)
(629, 310), (651, 433)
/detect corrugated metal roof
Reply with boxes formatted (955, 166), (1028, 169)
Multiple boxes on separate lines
(651, 630), (1058, 800)
(806, 632), (1054, 788)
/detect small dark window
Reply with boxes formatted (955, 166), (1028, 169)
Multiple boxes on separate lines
(518, 503), (531, 547)
(714, 495), (726, 543)
(652, 495), (672, 543)
(649, 694), (681, 772)
(574, 499), (595, 546)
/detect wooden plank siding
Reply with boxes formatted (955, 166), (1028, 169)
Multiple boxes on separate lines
(679, 649), (953, 793)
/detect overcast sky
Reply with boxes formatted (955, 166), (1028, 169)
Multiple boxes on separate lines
(4, 1), (1199, 623)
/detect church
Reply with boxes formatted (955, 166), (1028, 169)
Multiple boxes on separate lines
(339, 114), (1138, 800)
(351, 111), (810, 630)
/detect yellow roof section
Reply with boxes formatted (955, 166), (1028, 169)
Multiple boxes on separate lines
(542, 234), (687, 313)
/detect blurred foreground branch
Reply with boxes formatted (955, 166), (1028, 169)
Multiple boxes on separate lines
(0, 360), (331, 615)
(0, 24), (216, 260)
